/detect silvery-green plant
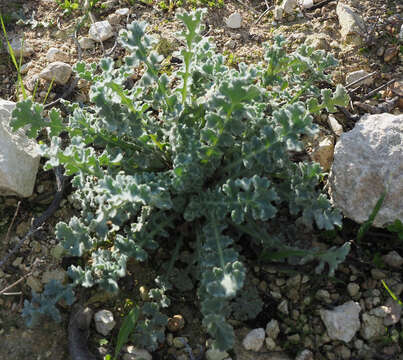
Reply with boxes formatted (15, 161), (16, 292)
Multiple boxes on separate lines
(14, 9), (351, 351)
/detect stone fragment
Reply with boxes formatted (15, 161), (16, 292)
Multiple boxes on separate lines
(107, 13), (121, 25)
(328, 115), (343, 136)
(172, 337), (188, 349)
(281, 0), (298, 14)
(336, 2), (364, 44)
(46, 47), (70, 62)
(19, 61), (33, 75)
(299, 0), (313, 9)
(311, 136), (334, 171)
(277, 299), (289, 314)
(0, 99), (40, 197)
(79, 36), (95, 49)
(384, 47), (398, 63)
(346, 70), (374, 87)
(94, 309), (116, 336)
(371, 268), (387, 280)
(265, 337), (276, 350)
(242, 328), (265, 352)
(7, 37), (34, 57)
(383, 297), (402, 326)
(226, 12), (242, 29)
(39, 61), (72, 85)
(329, 113), (403, 227)
(347, 283), (360, 297)
(123, 346), (152, 360)
(382, 250), (403, 268)
(305, 33), (329, 50)
(265, 319), (280, 339)
(273, 6), (283, 21)
(116, 8), (130, 16)
(295, 349), (314, 360)
(360, 313), (386, 340)
(319, 301), (361, 342)
(89, 20), (114, 42)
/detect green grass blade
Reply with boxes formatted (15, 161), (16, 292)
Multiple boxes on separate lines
(0, 13), (27, 100)
(112, 305), (140, 360)
(357, 191), (386, 242)
(43, 78), (55, 105)
(381, 280), (403, 306)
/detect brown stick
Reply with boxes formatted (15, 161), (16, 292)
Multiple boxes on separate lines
(0, 271), (32, 295)
(4, 201), (21, 245)
(361, 79), (396, 100)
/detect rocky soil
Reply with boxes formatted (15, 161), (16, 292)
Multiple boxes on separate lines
(0, 0), (402, 360)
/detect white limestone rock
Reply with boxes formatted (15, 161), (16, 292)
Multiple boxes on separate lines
(346, 70), (374, 87)
(320, 301), (361, 342)
(226, 12), (242, 29)
(265, 319), (280, 339)
(329, 113), (403, 227)
(39, 61), (72, 85)
(94, 309), (116, 336)
(46, 47), (70, 62)
(281, 0), (298, 14)
(242, 328), (265, 352)
(0, 99), (40, 197)
(89, 20), (114, 42)
(336, 2), (364, 44)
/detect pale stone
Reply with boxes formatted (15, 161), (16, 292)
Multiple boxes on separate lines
(115, 7), (130, 16)
(123, 346), (152, 360)
(346, 70), (374, 87)
(78, 37), (95, 49)
(311, 136), (334, 171)
(265, 319), (280, 339)
(19, 61), (33, 75)
(0, 99), (40, 197)
(328, 115), (343, 136)
(383, 297), (402, 326)
(347, 283), (360, 297)
(281, 0), (298, 14)
(265, 337), (276, 350)
(306, 33), (329, 50)
(242, 328), (265, 352)
(46, 47), (70, 62)
(299, 0), (313, 9)
(94, 309), (116, 336)
(329, 113), (403, 227)
(273, 6), (283, 21)
(226, 12), (242, 29)
(39, 61), (72, 85)
(360, 313), (386, 340)
(336, 2), (364, 44)
(295, 349), (314, 360)
(320, 301), (361, 342)
(7, 37), (34, 57)
(89, 20), (114, 42)
(382, 250), (403, 268)
(108, 13), (121, 25)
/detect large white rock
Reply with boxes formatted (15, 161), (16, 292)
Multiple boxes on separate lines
(0, 99), (40, 197)
(89, 20), (114, 42)
(39, 61), (72, 85)
(320, 301), (361, 342)
(336, 2), (365, 44)
(329, 113), (403, 227)
(242, 328), (265, 352)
